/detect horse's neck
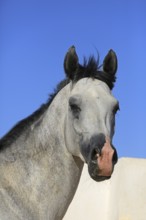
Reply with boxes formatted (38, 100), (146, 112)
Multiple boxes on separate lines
(1, 84), (69, 159)
(0, 84), (83, 219)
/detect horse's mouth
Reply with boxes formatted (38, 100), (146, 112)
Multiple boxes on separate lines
(88, 138), (118, 182)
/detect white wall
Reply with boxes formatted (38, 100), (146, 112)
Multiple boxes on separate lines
(63, 158), (146, 220)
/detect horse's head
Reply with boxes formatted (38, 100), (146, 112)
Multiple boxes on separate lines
(64, 46), (119, 181)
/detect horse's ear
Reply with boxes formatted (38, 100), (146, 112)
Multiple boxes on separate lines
(102, 49), (118, 89)
(103, 49), (117, 75)
(64, 46), (79, 80)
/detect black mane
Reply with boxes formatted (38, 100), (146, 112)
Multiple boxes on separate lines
(73, 56), (116, 89)
(0, 55), (114, 150)
(0, 79), (70, 150)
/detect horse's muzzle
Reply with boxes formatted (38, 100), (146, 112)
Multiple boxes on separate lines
(80, 133), (118, 182)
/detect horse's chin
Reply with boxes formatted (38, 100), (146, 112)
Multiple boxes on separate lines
(90, 174), (111, 182)
(87, 160), (113, 182)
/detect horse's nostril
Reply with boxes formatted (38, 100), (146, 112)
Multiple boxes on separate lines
(112, 148), (118, 164)
(95, 148), (100, 155)
(91, 148), (101, 163)
(91, 148), (98, 162)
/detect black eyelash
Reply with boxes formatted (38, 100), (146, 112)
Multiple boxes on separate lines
(70, 104), (81, 112)
(70, 104), (81, 118)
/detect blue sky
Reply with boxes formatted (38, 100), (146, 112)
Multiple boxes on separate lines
(1, 0), (146, 158)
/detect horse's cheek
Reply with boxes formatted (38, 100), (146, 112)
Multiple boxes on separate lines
(73, 119), (83, 136)
(64, 117), (81, 157)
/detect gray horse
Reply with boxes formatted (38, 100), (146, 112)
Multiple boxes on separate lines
(0, 46), (119, 220)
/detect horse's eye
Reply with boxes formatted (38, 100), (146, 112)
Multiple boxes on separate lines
(70, 104), (81, 118)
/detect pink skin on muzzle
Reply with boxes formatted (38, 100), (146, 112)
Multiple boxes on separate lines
(97, 137), (114, 177)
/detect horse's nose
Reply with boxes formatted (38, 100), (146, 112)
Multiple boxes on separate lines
(88, 134), (118, 181)
(112, 146), (118, 164)
(90, 133), (105, 154)
(90, 133), (118, 164)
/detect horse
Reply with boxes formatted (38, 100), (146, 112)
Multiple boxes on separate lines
(0, 46), (119, 220)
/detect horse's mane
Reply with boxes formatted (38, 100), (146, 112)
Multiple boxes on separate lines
(0, 79), (70, 150)
(73, 56), (116, 90)
(0, 55), (112, 150)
